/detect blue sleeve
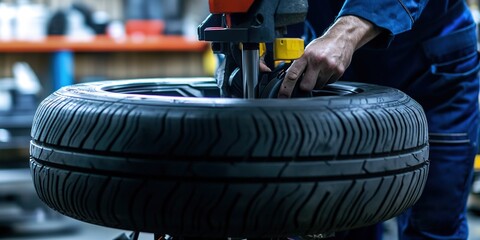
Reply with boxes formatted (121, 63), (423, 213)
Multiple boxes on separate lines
(338, 0), (429, 46)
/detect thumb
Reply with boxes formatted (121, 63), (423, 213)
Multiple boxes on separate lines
(260, 61), (272, 72)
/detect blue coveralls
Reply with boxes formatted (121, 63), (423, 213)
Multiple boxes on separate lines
(291, 0), (480, 239)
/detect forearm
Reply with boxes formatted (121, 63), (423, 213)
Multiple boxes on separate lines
(321, 15), (381, 51)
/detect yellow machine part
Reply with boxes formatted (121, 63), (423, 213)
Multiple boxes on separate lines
(475, 155), (480, 171)
(259, 42), (266, 57)
(203, 46), (217, 76)
(274, 38), (304, 61)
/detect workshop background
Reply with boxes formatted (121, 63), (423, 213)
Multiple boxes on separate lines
(0, 0), (480, 239)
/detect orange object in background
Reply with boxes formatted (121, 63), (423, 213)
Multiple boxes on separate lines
(208, 0), (255, 13)
(125, 20), (165, 36)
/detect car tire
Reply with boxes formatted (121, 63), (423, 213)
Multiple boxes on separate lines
(30, 78), (429, 238)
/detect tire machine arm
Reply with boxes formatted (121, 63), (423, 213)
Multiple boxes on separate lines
(198, 0), (308, 99)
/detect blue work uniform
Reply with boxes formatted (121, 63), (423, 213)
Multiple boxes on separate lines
(293, 0), (480, 239)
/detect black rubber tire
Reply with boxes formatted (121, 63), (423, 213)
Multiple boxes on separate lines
(29, 78), (429, 238)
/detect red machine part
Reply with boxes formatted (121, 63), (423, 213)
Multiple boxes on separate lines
(208, 0), (255, 13)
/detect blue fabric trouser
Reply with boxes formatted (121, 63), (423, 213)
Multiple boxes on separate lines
(327, 2), (480, 239)
(395, 24), (480, 240)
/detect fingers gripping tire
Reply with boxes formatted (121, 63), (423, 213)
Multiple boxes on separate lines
(29, 78), (429, 237)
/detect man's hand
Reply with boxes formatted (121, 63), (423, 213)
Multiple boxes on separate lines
(278, 15), (381, 98)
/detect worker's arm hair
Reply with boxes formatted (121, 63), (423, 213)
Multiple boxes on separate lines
(323, 15), (381, 50)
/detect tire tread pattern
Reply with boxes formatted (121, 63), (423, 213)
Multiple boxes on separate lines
(30, 81), (429, 237)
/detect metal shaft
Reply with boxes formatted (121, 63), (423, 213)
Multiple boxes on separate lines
(242, 43), (260, 99)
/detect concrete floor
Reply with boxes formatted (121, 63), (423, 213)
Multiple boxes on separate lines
(1, 213), (480, 240)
